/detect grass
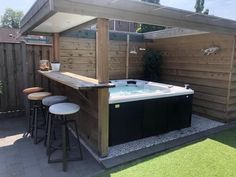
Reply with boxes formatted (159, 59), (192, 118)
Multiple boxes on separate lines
(97, 127), (236, 177)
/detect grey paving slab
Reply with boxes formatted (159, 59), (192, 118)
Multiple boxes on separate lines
(0, 116), (105, 177)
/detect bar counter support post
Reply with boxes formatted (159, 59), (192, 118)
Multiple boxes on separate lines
(96, 18), (109, 157)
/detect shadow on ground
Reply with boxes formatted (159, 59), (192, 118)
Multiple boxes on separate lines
(0, 116), (104, 177)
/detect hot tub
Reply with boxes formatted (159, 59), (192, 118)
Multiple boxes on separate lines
(108, 79), (194, 146)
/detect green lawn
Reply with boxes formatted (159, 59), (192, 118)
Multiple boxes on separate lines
(97, 127), (236, 177)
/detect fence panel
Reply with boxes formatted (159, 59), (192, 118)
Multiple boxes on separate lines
(0, 43), (52, 113)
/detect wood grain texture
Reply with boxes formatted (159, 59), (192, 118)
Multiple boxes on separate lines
(0, 43), (52, 112)
(96, 18), (109, 156)
(53, 33), (60, 61)
(96, 18), (109, 83)
(59, 37), (145, 79)
(148, 33), (235, 121)
(38, 71), (113, 89)
(226, 36), (236, 120)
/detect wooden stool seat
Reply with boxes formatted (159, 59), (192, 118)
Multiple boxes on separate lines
(49, 103), (80, 115)
(23, 87), (43, 94)
(28, 92), (52, 101)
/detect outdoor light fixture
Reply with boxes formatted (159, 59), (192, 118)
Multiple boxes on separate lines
(130, 47), (137, 54)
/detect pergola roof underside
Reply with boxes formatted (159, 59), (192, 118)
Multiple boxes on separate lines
(20, 0), (236, 35)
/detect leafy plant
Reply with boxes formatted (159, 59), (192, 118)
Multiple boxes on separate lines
(1, 8), (24, 29)
(143, 49), (162, 82)
(0, 81), (3, 94)
(136, 0), (165, 33)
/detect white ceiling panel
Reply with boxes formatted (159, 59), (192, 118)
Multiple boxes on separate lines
(33, 12), (95, 33)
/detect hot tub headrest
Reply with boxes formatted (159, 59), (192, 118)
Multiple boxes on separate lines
(127, 80), (137, 85)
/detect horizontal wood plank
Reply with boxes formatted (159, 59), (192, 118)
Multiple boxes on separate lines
(38, 71), (114, 89)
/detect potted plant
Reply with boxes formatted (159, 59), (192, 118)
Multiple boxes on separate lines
(51, 59), (61, 72)
(143, 48), (162, 82)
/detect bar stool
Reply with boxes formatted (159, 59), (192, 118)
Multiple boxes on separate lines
(23, 87), (44, 135)
(42, 96), (68, 148)
(47, 103), (83, 172)
(23, 87), (43, 94)
(28, 92), (52, 144)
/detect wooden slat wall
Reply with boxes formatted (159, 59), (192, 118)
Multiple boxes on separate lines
(227, 36), (236, 121)
(0, 43), (24, 112)
(60, 37), (145, 79)
(0, 43), (52, 113)
(147, 33), (235, 121)
(26, 44), (53, 90)
(59, 36), (145, 153)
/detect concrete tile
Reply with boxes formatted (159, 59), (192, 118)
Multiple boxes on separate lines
(24, 165), (43, 177)
(0, 117), (104, 177)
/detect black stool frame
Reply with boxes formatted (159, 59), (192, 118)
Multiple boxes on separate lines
(28, 100), (46, 144)
(47, 114), (83, 172)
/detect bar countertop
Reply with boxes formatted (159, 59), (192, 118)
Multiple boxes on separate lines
(38, 70), (114, 90)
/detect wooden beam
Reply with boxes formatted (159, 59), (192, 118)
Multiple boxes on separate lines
(21, 0), (49, 27)
(96, 18), (109, 83)
(144, 28), (208, 40)
(20, 0), (55, 35)
(21, 42), (29, 117)
(96, 18), (109, 157)
(60, 18), (97, 35)
(53, 33), (60, 61)
(97, 88), (109, 157)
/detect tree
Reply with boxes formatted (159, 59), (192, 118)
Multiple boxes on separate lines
(203, 9), (209, 15)
(1, 8), (24, 29)
(137, 0), (165, 33)
(194, 0), (209, 14)
(195, 0), (204, 13)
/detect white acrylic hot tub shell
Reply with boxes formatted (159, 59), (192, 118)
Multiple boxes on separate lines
(109, 80), (194, 104)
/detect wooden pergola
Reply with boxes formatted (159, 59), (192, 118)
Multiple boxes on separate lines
(20, 0), (236, 157)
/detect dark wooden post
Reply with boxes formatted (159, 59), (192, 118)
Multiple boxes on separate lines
(96, 18), (109, 157)
(21, 42), (29, 114)
(53, 33), (60, 61)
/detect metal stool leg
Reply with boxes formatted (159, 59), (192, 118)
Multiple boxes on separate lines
(34, 106), (38, 144)
(73, 120), (83, 160)
(27, 101), (32, 134)
(44, 107), (49, 146)
(46, 113), (52, 155)
(30, 102), (36, 138)
(62, 116), (68, 172)
(66, 125), (70, 151)
(48, 117), (55, 162)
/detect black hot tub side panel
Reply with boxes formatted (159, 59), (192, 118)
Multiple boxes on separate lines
(109, 94), (193, 146)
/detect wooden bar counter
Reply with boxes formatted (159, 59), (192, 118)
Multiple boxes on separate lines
(38, 70), (114, 90)
(38, 70), (111, 157)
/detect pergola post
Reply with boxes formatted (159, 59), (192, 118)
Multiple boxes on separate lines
(53, 33), (60, 61)
(96, 18), (109, 157)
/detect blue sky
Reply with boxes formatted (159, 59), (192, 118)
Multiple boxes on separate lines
(0, 0), (236, 20)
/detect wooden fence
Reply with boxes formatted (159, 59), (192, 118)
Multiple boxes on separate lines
(147, 33), (235, 121)
(0, 42), (52, 113)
